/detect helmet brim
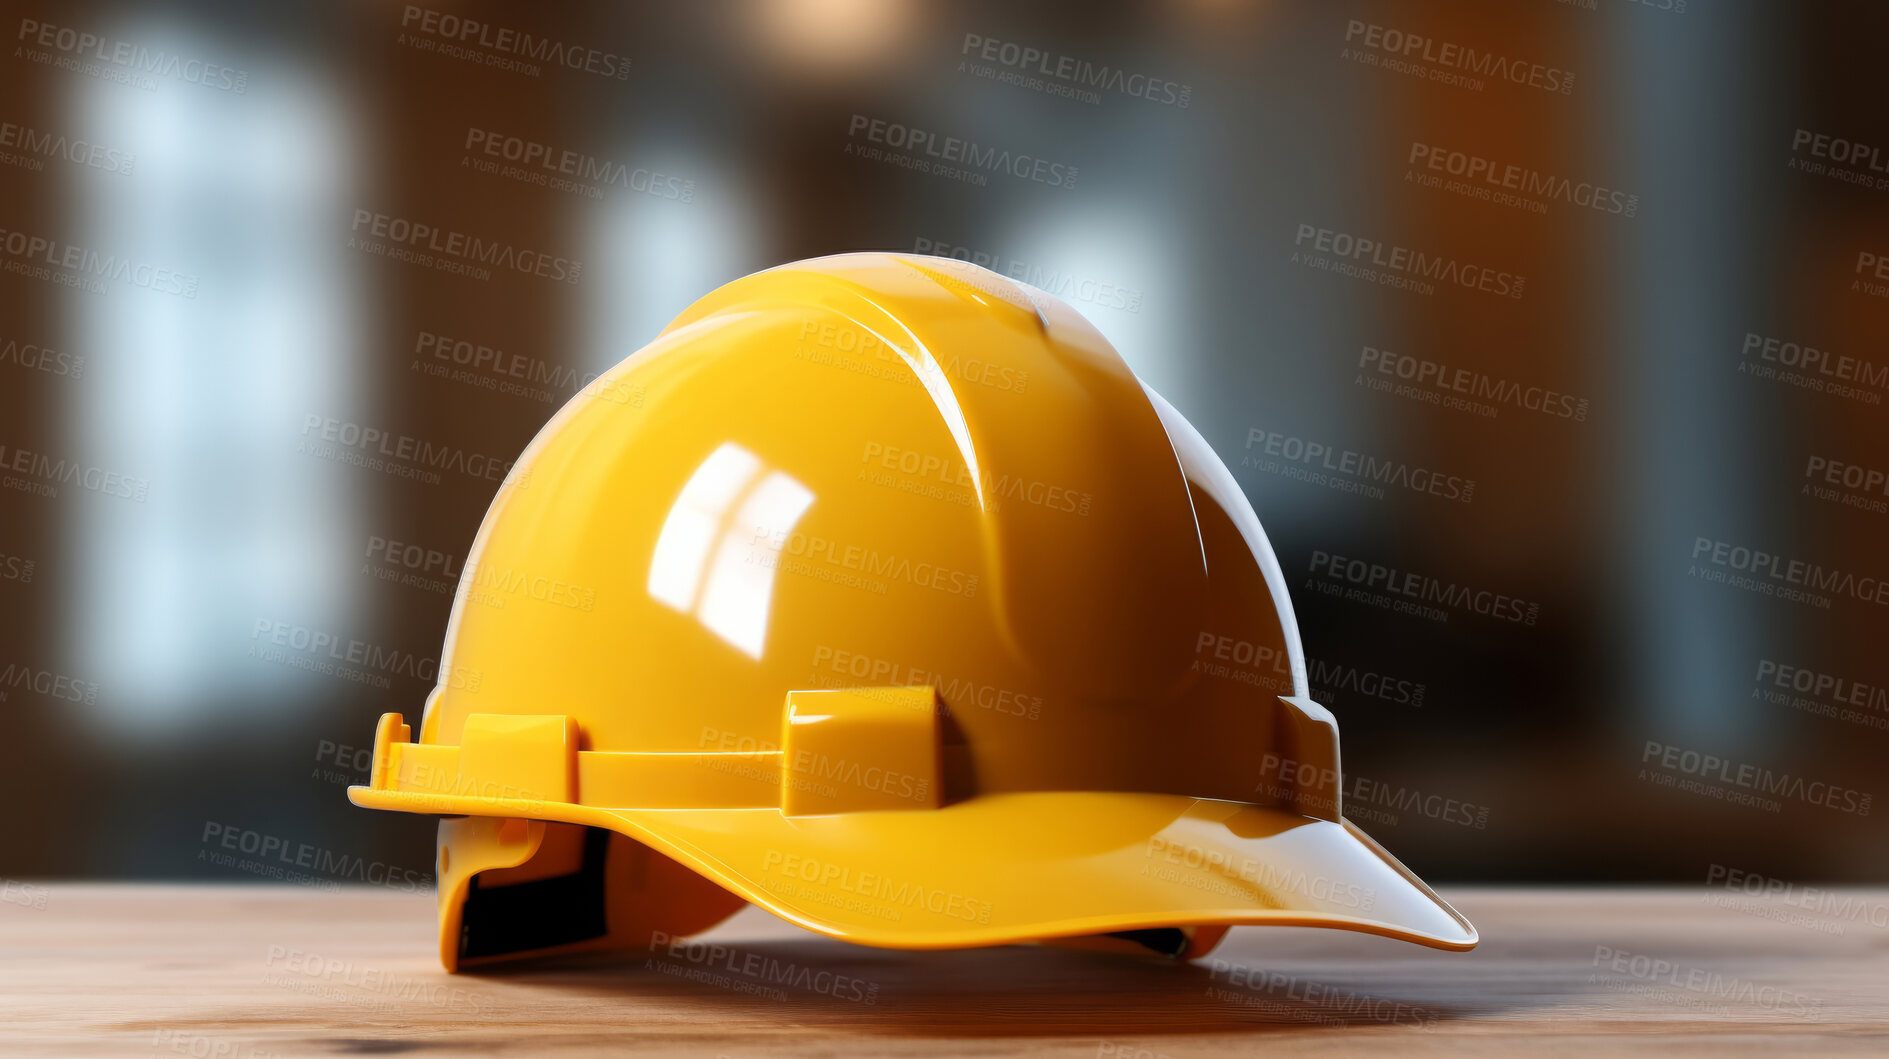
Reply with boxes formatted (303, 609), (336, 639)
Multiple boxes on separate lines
(355, 787), (1476, 954)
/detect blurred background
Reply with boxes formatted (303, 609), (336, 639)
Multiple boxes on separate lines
(2, 0), (1885, 888)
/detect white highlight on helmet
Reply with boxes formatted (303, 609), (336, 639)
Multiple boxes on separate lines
(863, 282), (984, 507)
(700, 470), (815, 658)
(1142, 385), (1310, 698)
(648, 443), (761, 612)
(648, 442), (814, 659)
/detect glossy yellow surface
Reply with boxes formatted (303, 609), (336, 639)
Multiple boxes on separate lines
(350, 252), (1477, 966)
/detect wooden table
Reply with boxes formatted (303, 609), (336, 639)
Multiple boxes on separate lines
(3, 885), (1883, 1056)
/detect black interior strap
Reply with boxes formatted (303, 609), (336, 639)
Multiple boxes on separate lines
(459, 827), (611, 960)
(1104, 927), (1190, 957)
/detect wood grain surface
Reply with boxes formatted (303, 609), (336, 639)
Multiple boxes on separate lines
(2, 885), (1884, 1056)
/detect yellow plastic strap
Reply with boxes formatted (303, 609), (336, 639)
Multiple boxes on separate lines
(368, 716), (785, 812)
(363, 690), (1298, 818)
(358, 687), (945, 814)
(780, 686), (942, 815)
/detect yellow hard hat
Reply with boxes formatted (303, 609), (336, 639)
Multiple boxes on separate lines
(350, 252), (1477, 970)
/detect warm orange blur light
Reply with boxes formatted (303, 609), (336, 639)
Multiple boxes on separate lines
(748, 0), (922, 76)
